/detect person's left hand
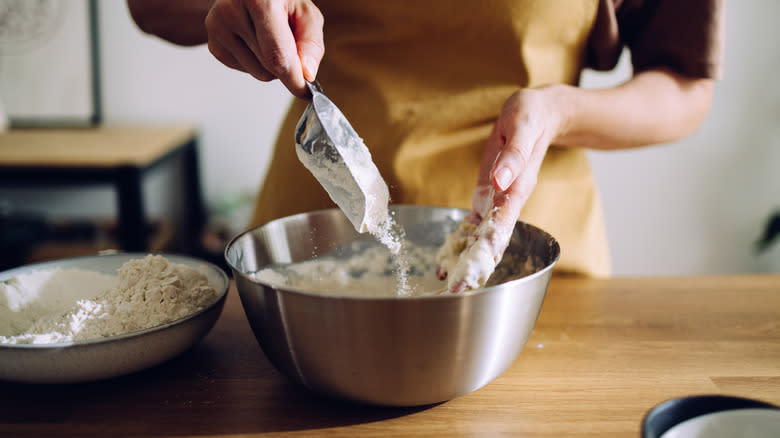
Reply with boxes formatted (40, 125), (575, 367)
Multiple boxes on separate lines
(436, 86), (565, 292)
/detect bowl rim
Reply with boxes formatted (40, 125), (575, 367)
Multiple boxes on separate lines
(0, 252), (230, 349)
(224, 205), (560, 301)
(641, 394), (780, 438)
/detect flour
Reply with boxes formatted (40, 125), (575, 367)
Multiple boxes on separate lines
(251, 240), (540, 298)
(0, 268), (117, 336)
(435, 207), (512, 292)
(0, 255), (218, 345)
(253, 242), (444, 298)
(296, 101), (410, 292)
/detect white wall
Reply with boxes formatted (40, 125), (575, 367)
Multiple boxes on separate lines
(583, 1), (780, 275)
(98, 1), (291, 207)
(2, 1), (779, 275)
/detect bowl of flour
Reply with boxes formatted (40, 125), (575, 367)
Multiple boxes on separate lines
(0, 253), (229, 383)
(226, 205), (559, 406)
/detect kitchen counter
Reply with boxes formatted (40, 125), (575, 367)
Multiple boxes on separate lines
(1, 275), (778, 437)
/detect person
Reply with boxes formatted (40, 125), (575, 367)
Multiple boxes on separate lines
(127, 0), (724, 289)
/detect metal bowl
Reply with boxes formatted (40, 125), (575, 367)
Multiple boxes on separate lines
(0, 253), (229, 383)
(225, 205), (559, 406)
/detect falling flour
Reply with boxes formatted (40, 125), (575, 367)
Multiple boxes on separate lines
(0, 255), (218, 345)
(296, 102), (410, 292)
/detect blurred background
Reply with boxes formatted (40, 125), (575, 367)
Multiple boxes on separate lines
(0, 1), (778, 275)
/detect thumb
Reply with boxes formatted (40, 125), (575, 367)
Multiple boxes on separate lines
(490, 120), (539, 192)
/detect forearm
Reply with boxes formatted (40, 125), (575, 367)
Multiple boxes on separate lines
(551, 68), (715, 150)
(127, 0), (213, 46)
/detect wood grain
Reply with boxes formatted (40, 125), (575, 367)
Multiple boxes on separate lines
(0, 126), (196, 168)
(0, 275), (778, 437)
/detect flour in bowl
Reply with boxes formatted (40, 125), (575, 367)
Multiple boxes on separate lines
(0, 255), (218, 344)
(253, 242), (445, 297)
(251, 240), (540, 298)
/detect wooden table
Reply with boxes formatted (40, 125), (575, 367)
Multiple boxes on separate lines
(1, 276), (778, 437)
(0, 126), (204, 253)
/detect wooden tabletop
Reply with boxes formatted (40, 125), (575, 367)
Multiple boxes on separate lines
(1, 275), (778, 437)
(0, 125), (196, 168)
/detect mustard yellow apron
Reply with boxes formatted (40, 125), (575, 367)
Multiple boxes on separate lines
(251, 0), (611, 277)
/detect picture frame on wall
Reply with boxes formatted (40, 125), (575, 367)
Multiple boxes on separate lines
(0, 0), (101, 127)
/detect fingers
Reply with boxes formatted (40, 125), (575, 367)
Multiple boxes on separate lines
(205, 0), (324, 98)
(206, 0), (268, 78)
(206, 38), (244, 72)
(443, 216), (509, 293)
(435, 265), (446, 281)
(457, 149), (542, 293)
(290, 0), (324, 80)
(464, 209), (483, 226)
(490, 115), (545, 192)
(471, 185), (493, 219)
(439, 90), (559, 293)
(247, 0), (307, 95)
(476, 125), (503, 188)
(208, 33), (275, 81)
(491, 167), (535, 231)
(449, 280), (468, 294)
(434, 217), (478, 281)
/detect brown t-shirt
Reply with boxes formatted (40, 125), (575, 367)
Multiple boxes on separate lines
(588, 0), (724, 78)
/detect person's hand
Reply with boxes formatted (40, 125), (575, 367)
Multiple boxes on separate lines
(204, 0), (324, 98)
(436, 87), (565, 292)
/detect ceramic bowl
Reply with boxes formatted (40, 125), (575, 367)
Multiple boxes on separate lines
(0, 253), (228, 383)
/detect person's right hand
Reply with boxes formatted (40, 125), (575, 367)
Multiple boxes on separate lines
(204, 0), (324, 98)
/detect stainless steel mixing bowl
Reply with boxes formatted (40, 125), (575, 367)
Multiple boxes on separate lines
(225, 205), (559, 406)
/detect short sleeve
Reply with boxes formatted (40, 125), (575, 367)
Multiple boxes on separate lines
(586, 0), (724, 79)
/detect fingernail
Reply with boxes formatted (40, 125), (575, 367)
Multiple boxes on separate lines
(301, 55), (318, 81)
(494, 167), (513, 191)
